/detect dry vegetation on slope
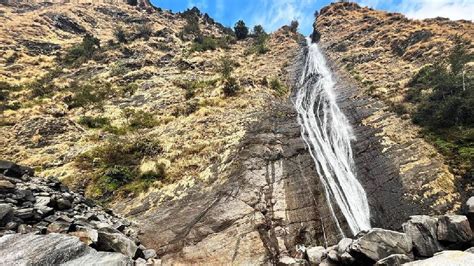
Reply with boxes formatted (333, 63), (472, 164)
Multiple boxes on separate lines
(0, 2), (300, 201)
(316, 2), (473, 208)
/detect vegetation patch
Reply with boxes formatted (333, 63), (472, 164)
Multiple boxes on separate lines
(77, 136), (165, 199)
(63, 34), (100, 65)
(405, 36), (473, 174)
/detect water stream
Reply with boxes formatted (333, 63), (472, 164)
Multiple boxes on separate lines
(294, 39), (371, 236)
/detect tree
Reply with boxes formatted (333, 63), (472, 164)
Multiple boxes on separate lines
(253, 25), (266, 38)
(234, 20), (249, 40)
(289, 20), (299, 33)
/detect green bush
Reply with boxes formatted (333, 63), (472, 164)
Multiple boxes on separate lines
(219, 57), (235, 79)
(64, 34), (100, 65)
(135, 24), (153, 41)
(123, 108), (158, 129)
(65, 81), (110, 109)
(78, 116), (110, 129)
(270, 78), (287, 96)
(191, 36), (217, 52)
(114, 26), (128, 43)
(29, 68), (62, 98)
(223, 77), (239, 97)
(234, 20), (248, 40)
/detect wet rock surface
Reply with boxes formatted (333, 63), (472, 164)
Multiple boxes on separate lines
(0, 161), (157, 264)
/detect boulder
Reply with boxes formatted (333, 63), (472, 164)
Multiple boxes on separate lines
(47, 221), (72, 234)
(0, 203), (13, 226)
(375, 254), (412, 265)
(404, 251), (474, 265)
(402, 215), (442, 257)
(0, 233), (132, 265)
(278, 255), (307, 265)
(437, 215), (473, 243)
(337, 238), (353, 253)
(467, 197), (474, 228)
(350, 228), (413, 262)
(97, 227), (138, 257)
(465, 247), (474, 254)
(142, 249), (157, 259)
(0, 160), (33, 178)
(70, 226), (98, 246)
(0, 180), (15, 190)
(306, 246), (326, 265)
(56, 198), (72, 210)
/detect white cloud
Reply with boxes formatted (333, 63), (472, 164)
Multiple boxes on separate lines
(357, 0), (473, 21)
(400, 0), (474, 21)
(246, 0), (319, 34)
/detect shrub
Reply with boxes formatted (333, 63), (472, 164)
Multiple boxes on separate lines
(223, 77), (239, 97)
(270, 78), (287, 96)
(191, 36), (217, 52)
(114, 26), (128, 43)
(135, 24), (153, 41)
(64, 34), (100, 65)
(29, 68), (62, 98)
(234, 20), (249, 40)
(289, 20), (299, 33)
(179, 10), (201, 39)
(78, 116), (110, 129)
(65, 81), (110, 109)
(122, 108), (158, 129)
(219, 57), (235, 79)
(253, 25), (266, 38)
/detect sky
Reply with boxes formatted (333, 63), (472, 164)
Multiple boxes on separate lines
(150, 0), (474, 35)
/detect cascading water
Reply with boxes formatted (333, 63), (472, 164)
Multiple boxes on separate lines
(294, 39), (371, 236)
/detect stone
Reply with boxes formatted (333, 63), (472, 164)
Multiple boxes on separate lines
(143, 249), (157, 259)
(97, 227), (138, 257)
(15, 208), (34, 220)
(467, 197), (474, 213)
(337, 237), (353, 253)
(278, 255), (307, 265)
(47, 221), (72, 234)
(465, 247), (474, 254)
(5, 221), (18, 231)
(70, 226), (98, 245)
(135, 258), (147, 265)
(327, 249), (339, 262)
(437, 215), (473, 243)
(306, 246), (326, 265)
(0, 160), (33, 178)
(34, 196), (54, 216)
(0, 180), (15, 189)
(375, 254), (412, 265)
(56, 198), (72, 210)
(339, 252), (355, 264)
(402, 215), (442, 257)
(0, 203), (13, 226)
(350, 228), (413, 262)
(404, 251), (474, 266)
(0, 233), (132, 265)
(17, 224), (33, 234)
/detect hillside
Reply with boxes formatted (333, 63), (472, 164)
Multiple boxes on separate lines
(0, 1), (300, 202)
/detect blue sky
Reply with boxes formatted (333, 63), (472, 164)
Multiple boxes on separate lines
(150, 0), (474, 35)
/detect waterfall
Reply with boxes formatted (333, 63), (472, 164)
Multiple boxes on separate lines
(294, 39), (371, 236)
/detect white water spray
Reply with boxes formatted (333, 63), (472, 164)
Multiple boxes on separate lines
(294, 39), (371, 236)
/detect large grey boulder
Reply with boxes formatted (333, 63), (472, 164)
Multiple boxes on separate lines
(0, 160), (33, 178)
(403, 251), (474, 265)
(350, 228), (413, 262)
(375, 254), (412, 265)
(437, 215), (473, 243)
(0, 233), (132, 265)
(306, 246), (326, 265)
(97, 227), (139, 257)
(402, 215), (442, 257)
(467, 197), (474, 228)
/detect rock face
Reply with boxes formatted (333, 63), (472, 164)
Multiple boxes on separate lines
(437, 215), (473, 244)
(375, 254), (412, 266)
(0, 233), (132, 265)
(350, 228), (413, 262)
